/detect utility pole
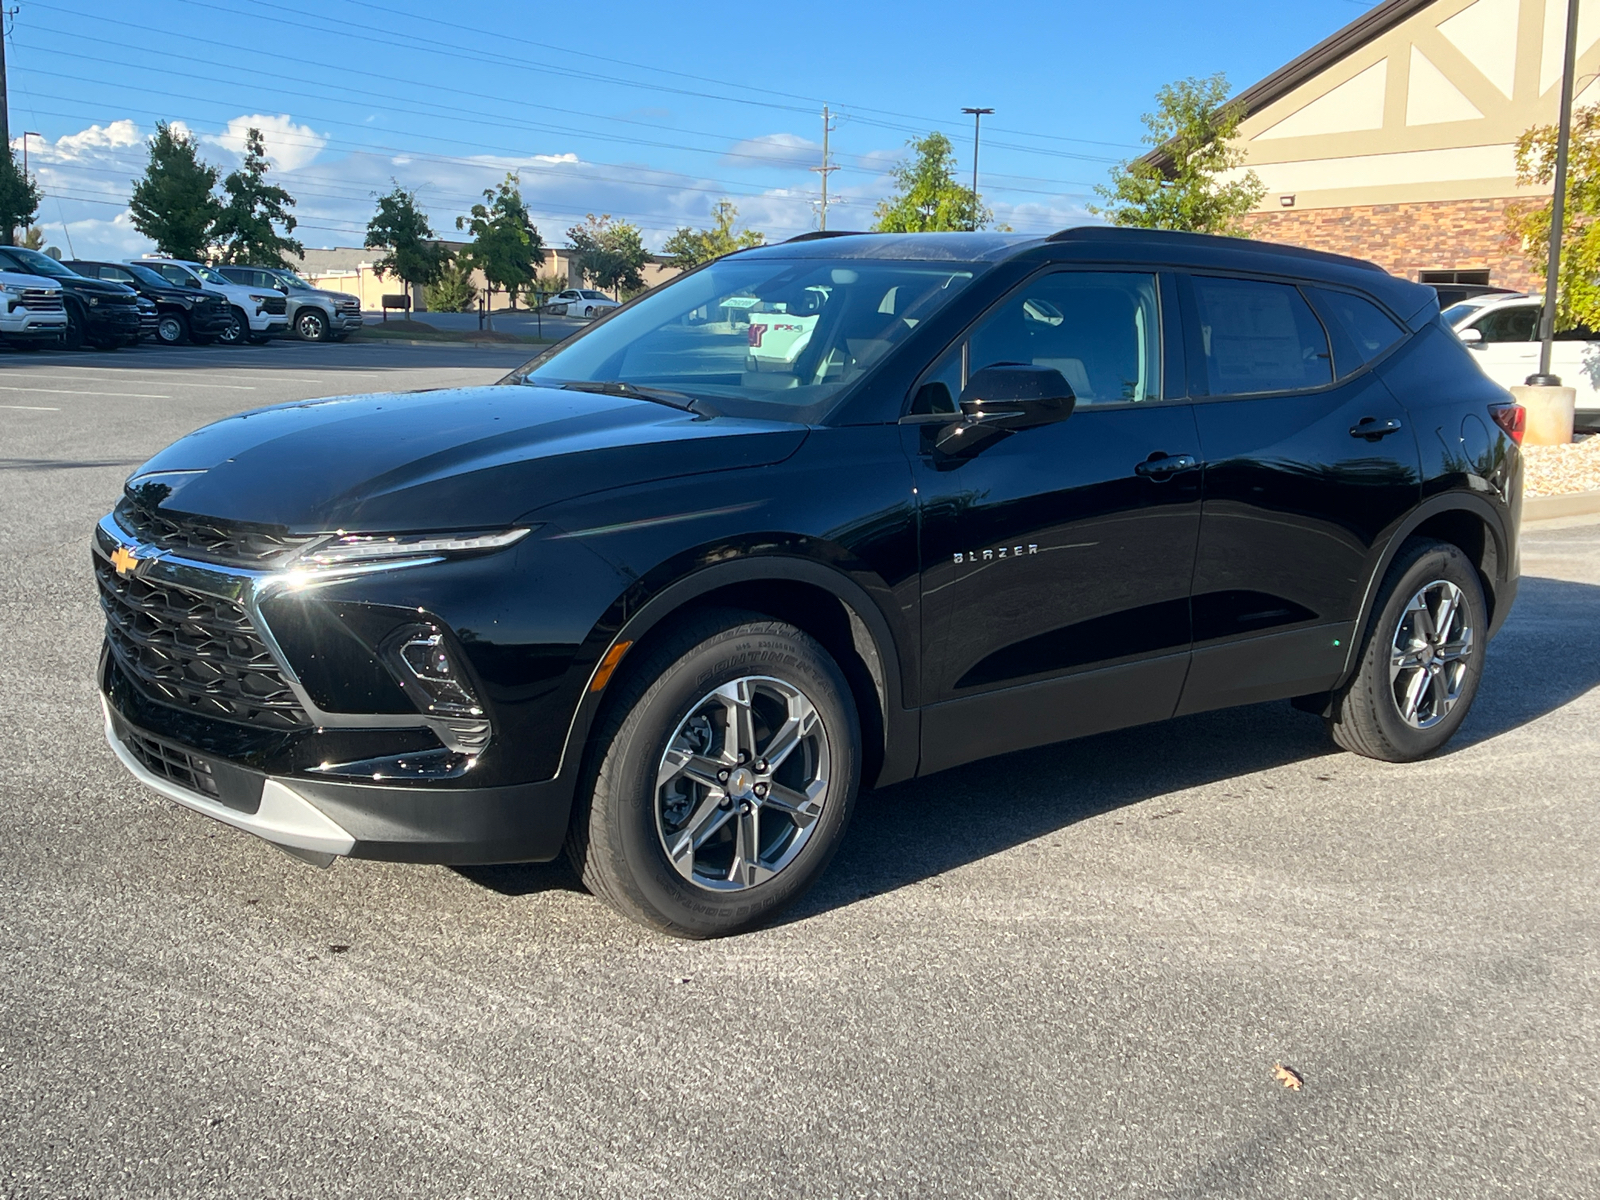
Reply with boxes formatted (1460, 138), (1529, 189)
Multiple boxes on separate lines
(1532, 0), (1582, 385)
(961, 107), (993, 232)
(0, 7), (14, 246)
(809, 105), (838, 231)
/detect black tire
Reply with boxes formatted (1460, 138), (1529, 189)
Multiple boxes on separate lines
(217, 307), (248, 345)
(62, 304), (86, 351)
(156, 311), (190, 345)
(295, 308), (329, 341)
(1327, 538), (1486, 762)
(567, 609), (861, 938)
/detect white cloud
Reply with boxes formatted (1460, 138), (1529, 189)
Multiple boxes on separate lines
(533, 152), (579, 164)
(725, 133), (820, 168)
(208, 114), (328, 172)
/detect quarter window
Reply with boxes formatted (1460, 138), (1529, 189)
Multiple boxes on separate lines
(1307, 287), (1405, 375)
(1191, 276), (1332, 396)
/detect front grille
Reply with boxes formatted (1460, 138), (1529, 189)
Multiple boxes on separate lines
(104, 293), (139, 307)
(20, 288), (62, 312)
(335, 300), (360, 313)
(95, 556), (311, 729)
(261, 296), (287, 315)
(120, 725), (221, 798)
(115, 498), (322, 566)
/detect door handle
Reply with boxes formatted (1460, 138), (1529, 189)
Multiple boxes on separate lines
(1350, 417), (1404, 441)
(1134, 453), (1198, 478)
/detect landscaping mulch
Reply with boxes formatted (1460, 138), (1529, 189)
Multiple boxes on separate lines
(1523, 432), (1600, 496)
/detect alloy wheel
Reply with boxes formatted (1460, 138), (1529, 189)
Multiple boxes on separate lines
(1389, 579), (1474, 729)
(217, 310), (244, 344)
(157, 315), (184, 344)
(296, 310), (327, 340)
(654, 675), (830, 891)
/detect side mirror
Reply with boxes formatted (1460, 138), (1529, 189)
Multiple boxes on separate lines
(1457, 327), (1483, 345)
(934, 363), (1076, 455)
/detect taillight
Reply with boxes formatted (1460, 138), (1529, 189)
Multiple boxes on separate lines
(1490, 403), (1525, 444)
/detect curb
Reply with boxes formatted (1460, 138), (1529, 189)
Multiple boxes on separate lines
(1524, 488), (1600, 522)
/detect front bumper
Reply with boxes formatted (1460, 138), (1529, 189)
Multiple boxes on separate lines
(187, 304), (234, 336)
(103, 693), (573, 866)
(84, 304), (142, 339)
(0, 311), (67, 338)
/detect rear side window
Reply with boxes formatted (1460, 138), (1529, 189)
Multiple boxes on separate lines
(1191, 276), (1331, 396)
(1306, 287), (1406, 376)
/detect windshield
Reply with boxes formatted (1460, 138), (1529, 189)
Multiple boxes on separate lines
(274, 271), (315, 291)
(511, 255), (984, 420)
(1441, 301), (1491, 326)
(126, 264), (170, 288)
(192, 264), (234, 287)
(3, 247), (80, 279)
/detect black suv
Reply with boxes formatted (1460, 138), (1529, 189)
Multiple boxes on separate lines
(67, 260), (234, 345)
(94, 229), (1522, 937)
(0, 246), (141, 349)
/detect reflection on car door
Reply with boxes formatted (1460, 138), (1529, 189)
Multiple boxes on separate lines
(1175, 274), (1421, 715)
(909, 269), (1203, 774)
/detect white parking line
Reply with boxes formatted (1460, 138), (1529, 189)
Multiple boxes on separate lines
(0, 385), (170, 398)
(0, 404), (59, 410)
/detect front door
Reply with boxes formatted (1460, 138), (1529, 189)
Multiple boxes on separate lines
(1175, 274), (1422, 715)
(910, 269), (1203, 775)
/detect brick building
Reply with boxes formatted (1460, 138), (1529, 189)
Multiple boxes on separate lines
(1212, 0), (1600, 291)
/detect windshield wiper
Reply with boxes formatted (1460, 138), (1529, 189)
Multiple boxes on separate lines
(558, 380), (713, 415)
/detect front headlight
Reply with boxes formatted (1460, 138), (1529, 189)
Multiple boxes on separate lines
(296, 527), (533, 568)
(87, 296), (100, 307)
(249, 292), (273, 306)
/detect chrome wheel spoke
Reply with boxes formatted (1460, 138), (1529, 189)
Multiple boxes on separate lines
(761, 703), (818, 773)
(713, 679), (758, 764)
(1433, 586), (1461, 644)
(666, 793), (735, 880)
(656, 746), (725, 792)
(1398, 667), (1430, 723)
(1436, 627), (1474, 663)
(763, 780), (824, 829)
(729, 805), (768, 886)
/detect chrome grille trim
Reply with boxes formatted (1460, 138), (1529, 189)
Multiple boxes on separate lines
(115, 499), (323, 567)
(19, 289), (62, 312)
(95, 554), (312, 729)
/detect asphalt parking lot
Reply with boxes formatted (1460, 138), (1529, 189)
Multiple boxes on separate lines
(2, 342), (1597, 1198)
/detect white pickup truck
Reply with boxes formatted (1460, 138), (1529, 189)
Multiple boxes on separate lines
(0, 270), (67, 348)
(1446, 293), (1600, 430)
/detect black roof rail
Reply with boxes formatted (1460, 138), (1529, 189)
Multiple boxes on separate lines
(783, 230), (871, 243)
(1045, 225), (1386, 274)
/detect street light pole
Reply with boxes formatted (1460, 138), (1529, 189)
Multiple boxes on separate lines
(1532, 0), (1583, 385)
(961, 107), (993, 232)
(21, 130), (37, 176)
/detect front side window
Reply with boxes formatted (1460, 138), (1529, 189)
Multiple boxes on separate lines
(1474, 305), (1539, 343)
(514, 256), (986, 421)
(0, 247), (78, 279)
(191, 264), (235, 288)
(1192, 276), (1331, 396)
(98, 265), (135, 284)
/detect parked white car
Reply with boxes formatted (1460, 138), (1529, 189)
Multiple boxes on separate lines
(546, 288), (620, 318)
(1446, 293), (1600, 430)
(0, 270), (67, 348)
(134, 258), (289, 344)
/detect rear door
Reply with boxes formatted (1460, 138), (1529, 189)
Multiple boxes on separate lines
(1176, 274), (1421, 715)
(910, 268), (1204, 774)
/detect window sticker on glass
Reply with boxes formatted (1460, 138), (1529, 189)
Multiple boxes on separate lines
(720, 295), (761, 309)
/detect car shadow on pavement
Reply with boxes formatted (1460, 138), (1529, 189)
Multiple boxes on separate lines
(788, 572), (1600, 923)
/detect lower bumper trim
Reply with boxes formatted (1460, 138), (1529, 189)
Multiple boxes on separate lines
(102, 697), (357, 856)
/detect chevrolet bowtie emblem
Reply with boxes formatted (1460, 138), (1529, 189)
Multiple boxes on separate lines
(109, 545), (140, 576)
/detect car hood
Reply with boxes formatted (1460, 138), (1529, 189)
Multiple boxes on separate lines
(0, 271), (60, 290)
(58, 275), (136, 297)
(125, 384), (809, 532)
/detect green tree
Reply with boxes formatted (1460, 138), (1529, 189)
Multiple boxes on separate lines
(129, 122), (222, 260)
(662, 199), (764, 271)
(567, 213), (649, 296)
(366, 184), (448, 300)
(212, 128), (303, 265)
(0, 150), (41, 246)
(423, 251), (478, 312)
(456, 173), (544, 310)
(872, 132), (990, 233)
(1507, 104), (1600, 330)
(1091, 73), (1265, 234)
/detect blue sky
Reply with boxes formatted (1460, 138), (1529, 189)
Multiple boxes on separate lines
(10, 0), (1383, 258)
